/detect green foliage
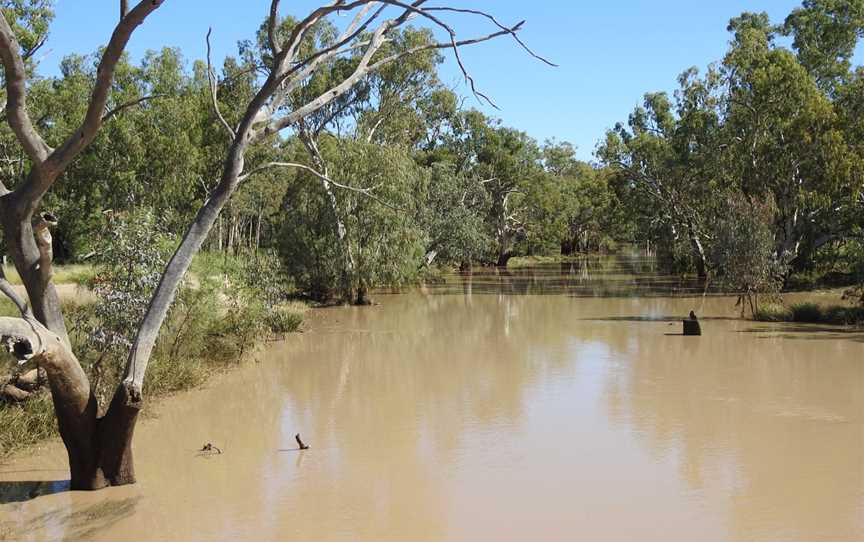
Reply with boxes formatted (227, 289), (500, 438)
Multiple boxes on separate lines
(238, 250), (293, 309)
(710, 196), (787, 307)
(89, 209), (172, 352)
(783, 0), (864, 90)
(418, 163), (491, 266)
(0, 1), (53, 59)
(754, 303), (793, 322)
(753, 301), (864, 324)
(278, 140), (426, 302)
(791, 302), (826, 322)
(264, 304), (306, 334)
(601, 1), (864, 283)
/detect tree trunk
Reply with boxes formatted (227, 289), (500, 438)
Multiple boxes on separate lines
(497, 251), (513, 267)
(255, 211), (262, 249)
(0, 197), (69, 344)
(227, 214), (236, 254)
(0, 317), (139, 490)
(687, 224), (707, 280)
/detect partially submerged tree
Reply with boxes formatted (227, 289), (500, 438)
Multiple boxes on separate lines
(709, 195), (786, 316)
(0, 1), (546, 490)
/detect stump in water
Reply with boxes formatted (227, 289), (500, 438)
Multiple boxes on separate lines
(683, 319), (701, 336)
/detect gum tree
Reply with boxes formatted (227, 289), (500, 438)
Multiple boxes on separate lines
(0, 0), (545, 490)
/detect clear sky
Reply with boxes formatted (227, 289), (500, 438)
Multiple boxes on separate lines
(39, 1), (864, 161)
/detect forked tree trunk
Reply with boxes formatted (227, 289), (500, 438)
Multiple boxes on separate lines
(0, 201), (69, 344)
(0, 0), (531, 492)
(0, 316), (140, 490)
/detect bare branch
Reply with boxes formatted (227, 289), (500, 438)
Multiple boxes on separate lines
(268, 24), (513, 135)
(264, 2), (531, 136)
(239, 161), (402, 211)
(338, 2), (381, 42)
(0, 316), (49, 365)
(278, 2), (373, 68)
(12, 0), (167, 209)
(102, 94), (167, 122)
(374, 0), (514, 108)
(0, 16), (52, 163)
(268, 1), (282, 55)
(424, 7), (557, 67)
(261, 6), (387, 125)
(0, 265), (32, 319)
(206, 28), (237, 139)
(21, 33), (49, 63)
(264, 12), (401, 135)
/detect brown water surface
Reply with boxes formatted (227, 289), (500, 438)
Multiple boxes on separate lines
(1, 256), (863, 541)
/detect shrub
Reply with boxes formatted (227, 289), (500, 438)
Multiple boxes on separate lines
(754, 303), (792, 322)
(265, 303), (306, 334)
(821, 305), (864, 325)
(790, 302), (824, 323)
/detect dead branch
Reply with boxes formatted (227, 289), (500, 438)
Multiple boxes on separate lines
(0, 18), (52, 163)
(268, 0), (282, 55)
(206, 28), (236, 139)
(102, 94), (167, 122)
(239, 160), (402, 211)
(423, 6), (556, 67)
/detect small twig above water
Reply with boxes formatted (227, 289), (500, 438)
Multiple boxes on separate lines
(197, 442), (222, 456)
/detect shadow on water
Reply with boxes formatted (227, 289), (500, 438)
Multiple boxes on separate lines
(0, 479), (69, 504)
(738, 325), (864, 342)
(0, 494), (140, 541)
(582, 315), (739, 323)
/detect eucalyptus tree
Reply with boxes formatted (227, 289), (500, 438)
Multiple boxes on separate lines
(280, 140), (426, 303)
(599, 70), (723, 278)
(0, 0), (166, 490)
(418, 161), (491, 268)
(539, 142), (623, 255)
(0, 0), (543, 490)
(782, 0), (864, 93)
(722, 12), (857, 270)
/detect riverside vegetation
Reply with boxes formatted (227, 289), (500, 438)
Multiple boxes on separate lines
(0, 1), (862, 485)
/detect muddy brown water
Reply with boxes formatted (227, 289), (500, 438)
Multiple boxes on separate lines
(1, 256), (862, 541)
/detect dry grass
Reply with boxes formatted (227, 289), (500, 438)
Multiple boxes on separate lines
(2, 263), (95, 286)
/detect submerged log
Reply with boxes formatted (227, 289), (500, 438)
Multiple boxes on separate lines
(683, 319), (701, 336)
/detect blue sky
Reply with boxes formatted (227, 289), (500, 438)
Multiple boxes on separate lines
(40, 1), (864, 160)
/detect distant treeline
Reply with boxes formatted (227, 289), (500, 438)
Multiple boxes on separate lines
(599, 1), (864, 299)
(2, 1), (862, 305)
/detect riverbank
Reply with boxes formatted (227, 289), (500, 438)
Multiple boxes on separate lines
(507, 254), (864, 326)
(755, 300), (864, 325)
(0, 284), (307, 459)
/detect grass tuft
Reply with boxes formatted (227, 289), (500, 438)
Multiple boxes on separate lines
(754, 301), (864, 325)
(753, 303), (792, 322)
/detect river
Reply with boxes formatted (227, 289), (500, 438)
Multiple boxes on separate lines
(1, 256), (862, 541)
